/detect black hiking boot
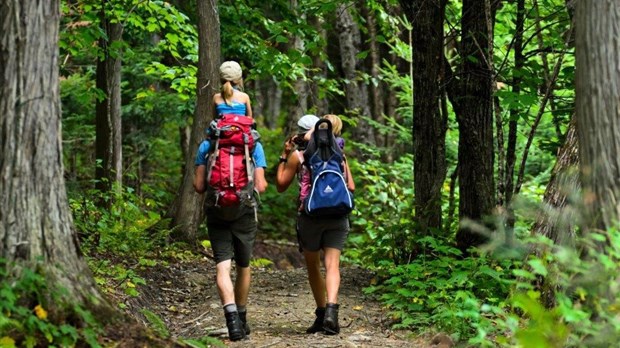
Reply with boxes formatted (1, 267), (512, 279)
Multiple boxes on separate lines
(306, 307), (326, 334)
(225, 311), (246, 341)
(238, 310), (251, 335)
(323, 303), (340, 335)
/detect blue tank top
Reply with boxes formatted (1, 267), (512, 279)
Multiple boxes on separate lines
(216, 101), (246, 116)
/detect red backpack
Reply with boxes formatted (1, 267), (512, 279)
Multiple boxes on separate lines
(205, 114), (255, 208)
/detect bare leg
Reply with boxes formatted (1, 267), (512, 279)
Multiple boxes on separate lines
(323, 247), (341, 304)
(215, 259), (235, 305)
(303, 250), (326, 308)
(216, 259), (246, 340)
(234, 266), (251, 306)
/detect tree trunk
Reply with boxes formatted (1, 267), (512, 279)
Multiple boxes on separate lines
(95, 3), (123, 195)
(362, 3), (384, 136)
(0, 0), (108, 310)
(505, 0), (525, 208)
(532, 117), (578, 308)
(168, 0), (220, 242)
(309, 14), (329, 116)
(266, 78), (283, 128)
(286, 0), (308, 134)
(336, 3), (374, 146)
(575, 0), (620, 233)
(455, 0), (496, 252)
(532, 117), (579, 245)
(400, 0), (447, 234)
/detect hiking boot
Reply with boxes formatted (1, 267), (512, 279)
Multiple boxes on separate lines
(238, 310), (251, 335)
(323, 303), (340, 335)
(306, 307), (326, 334)
(225, 311), (246, 341)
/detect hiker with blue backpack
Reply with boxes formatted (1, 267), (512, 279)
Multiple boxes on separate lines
(193, 61), (267, 341)
(276, 114), (355, 335)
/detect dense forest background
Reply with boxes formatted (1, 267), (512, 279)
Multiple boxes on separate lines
(3, 0), (620, 347)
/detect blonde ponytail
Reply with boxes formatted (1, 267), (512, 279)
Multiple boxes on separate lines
(222, 81), (234, 105)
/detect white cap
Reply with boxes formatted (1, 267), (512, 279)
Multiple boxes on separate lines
(297, 114), (319, 133)
(219, 61), (242, 81)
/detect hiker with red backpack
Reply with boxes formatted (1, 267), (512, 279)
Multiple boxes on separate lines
(193, 61), (267, 342)
(275, 114), (355, 335)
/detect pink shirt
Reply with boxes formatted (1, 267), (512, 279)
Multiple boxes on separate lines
(296, 151), (311, 211)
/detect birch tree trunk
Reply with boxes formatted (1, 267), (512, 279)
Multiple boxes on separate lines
(168, 0), (220, 242)
(0, 0), (107, 309)
(575, 0), (620, 232)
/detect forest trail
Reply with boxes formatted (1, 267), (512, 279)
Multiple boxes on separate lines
(123, 240), (430, 348)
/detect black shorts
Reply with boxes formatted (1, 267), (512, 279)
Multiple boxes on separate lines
(296, 213), (349, 252)
(206, 210), (257, 267)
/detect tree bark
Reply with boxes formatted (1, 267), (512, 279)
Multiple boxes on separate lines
(167, 0), (220, 242)
(309, 14), (329, 116)
(285, 0), (308, 134)
(336, 3), (374, 146)
(532, 117), (579, 245)
(400, 0), (447, 234)
(0, 0), (107, 310)
(575, 0), (620, 233)
(95, 2), (123, 195)
(362, 3), (384, 137)
(454, 0), (496, 251)
(504, 0), (525, 208)
(532, 117), (579, 308)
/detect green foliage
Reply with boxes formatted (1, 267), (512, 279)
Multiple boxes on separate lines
(179, 336), (226, 348)
(69, 185), (170, 299)
(467, 230), (620, 347)
(0, 260), (102, 347)
(346, 155), (414, 265)
(250, 258), (275, 268)
(252, 127), (300, 239)
(61, 0), (191, 203)
(139, 309), (169, 338)
(363, 241), (514, 338)
(70, 185), (167, 258)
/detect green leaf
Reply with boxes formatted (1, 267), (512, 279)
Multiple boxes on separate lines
(527, 259), (547, 277)
(512, 269), (536, 280)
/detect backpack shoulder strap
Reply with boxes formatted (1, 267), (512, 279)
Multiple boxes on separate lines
(244, 133), (254, 184)
(205, 138), (220, 182)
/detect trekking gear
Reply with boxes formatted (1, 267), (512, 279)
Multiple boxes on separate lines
(323, 303), (340, 335)
(224, 311), (246, 341)
(306, 307), (326, 334)
(303, 119), (354, 217)
(238, 310), (251, 335)
(205, 114), (256, 215)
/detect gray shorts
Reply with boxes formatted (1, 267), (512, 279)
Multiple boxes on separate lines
(296, 213), (349, 252)
(206, 209), (256, 267)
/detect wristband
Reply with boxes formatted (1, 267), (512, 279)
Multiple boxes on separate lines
(279, 156), (288, 163)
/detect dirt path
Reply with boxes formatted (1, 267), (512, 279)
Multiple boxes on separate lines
(124, 242), (428, 347)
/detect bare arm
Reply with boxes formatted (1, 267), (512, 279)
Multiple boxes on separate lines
(344, 159), (355, 192)
(194, 165), (207, 193)
(245, 95), (253, 118)
(254, 167), (267, 193)
(276, 137), (299, 193)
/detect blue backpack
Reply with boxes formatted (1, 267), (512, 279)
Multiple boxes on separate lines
(303, 119), (354, 217)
